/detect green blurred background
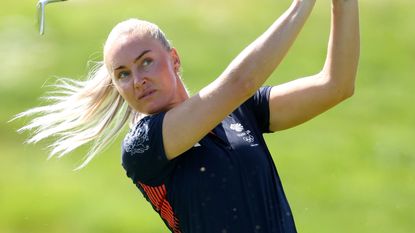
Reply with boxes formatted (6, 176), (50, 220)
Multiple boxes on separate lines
(1, 0), (414, 232)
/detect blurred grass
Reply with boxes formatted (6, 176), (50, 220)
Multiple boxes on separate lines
(1, 0), (414, 232)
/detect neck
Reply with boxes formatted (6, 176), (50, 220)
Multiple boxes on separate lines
(176, 76), (190, 100)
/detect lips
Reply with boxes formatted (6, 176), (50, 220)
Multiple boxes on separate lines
(138, 89), (156, 100)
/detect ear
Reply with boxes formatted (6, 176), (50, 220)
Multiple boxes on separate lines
(170, 48), (181, 74)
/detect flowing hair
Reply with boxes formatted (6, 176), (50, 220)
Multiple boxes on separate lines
(13, 19), (172, 169)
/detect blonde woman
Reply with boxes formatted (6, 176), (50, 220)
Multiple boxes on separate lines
(17, 0), (359, 232)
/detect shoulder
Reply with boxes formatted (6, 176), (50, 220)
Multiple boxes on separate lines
(122, 112), (171, 184)
(238, 86), (272, 133)
(247, 86), (272, 105)
(123, 115), (152, 155)
(123, 112), (165, 155)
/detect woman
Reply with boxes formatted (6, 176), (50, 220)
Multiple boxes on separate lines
(17, 0), (359, 232)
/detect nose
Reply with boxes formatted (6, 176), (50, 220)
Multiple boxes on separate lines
(133, 72), (146, 88)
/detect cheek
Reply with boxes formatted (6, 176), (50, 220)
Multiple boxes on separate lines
(159, 65), (177, 86)
(155, 58), (174, 76)
(113, 82), (131, 99)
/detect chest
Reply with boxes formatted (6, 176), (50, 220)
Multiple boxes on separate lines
(171, 115), (272, 190)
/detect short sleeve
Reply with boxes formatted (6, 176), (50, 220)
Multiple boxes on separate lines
(247, 86), (272, 133)
(121, 112), (172, 185)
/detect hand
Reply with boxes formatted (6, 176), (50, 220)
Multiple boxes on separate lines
(291, 0), (316, 10)
(332, 0), (358, 5)
(293, 0), (316, 4)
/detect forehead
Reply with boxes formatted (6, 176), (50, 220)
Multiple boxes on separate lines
(105, 34), (165, 69)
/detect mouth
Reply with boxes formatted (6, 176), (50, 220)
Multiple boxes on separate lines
(138, 90), (156, 100)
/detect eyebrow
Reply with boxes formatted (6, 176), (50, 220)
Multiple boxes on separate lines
(113, 50), (152, 71)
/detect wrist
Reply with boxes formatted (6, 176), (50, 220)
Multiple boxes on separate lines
(291, 0), (316, 11)
(331, 0), (359, 13)
(289, 0), (316, 16)
(294, 0), (316, 5)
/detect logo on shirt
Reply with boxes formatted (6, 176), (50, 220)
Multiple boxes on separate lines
(230, 123), (244, 132)
(229, 123), (258, 146)
(124, 121), (150, 155)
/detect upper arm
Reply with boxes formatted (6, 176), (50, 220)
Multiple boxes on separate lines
(267, 0), (359, 132)
(163, 76), (253, 160)
(161, 1), (317, 159)
(122, 113), (172, 185)
(268, 73), (352, 132)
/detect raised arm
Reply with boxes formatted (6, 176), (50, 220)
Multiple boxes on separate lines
(268, 0), (360, 131)
(163, 0), (316, 159)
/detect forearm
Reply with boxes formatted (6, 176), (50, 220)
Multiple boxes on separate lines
(219, 0), (316, 96)
(164, 1), (316, 158)
(321, 0), (360, 97)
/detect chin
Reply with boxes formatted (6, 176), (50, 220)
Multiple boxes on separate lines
(134, 100), (170, 115)
(140, 105), (163, 115)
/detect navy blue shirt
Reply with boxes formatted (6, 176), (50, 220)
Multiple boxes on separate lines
(122, 87), (296, 233)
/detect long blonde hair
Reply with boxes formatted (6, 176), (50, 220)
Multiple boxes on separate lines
(13, 19), (172, 169)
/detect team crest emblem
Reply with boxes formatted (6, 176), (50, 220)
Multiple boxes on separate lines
(124, 121), (150, 155)
(230, 123), (244, 132)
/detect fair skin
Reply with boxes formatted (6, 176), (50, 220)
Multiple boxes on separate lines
(107, 0), (359, 160)
(107, 35), (188, 115)
(269, 0), (360, 131)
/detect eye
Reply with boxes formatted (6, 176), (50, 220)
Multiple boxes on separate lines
(118, 71), (130, 79)
(142, 58), (153, 68)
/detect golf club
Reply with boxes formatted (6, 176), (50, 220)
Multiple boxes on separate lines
(37, 0), (67, 35)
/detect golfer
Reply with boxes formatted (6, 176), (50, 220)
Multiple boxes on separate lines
(18, 0), (359, 232)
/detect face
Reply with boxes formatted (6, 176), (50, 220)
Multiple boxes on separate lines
(105, 34), (185, 115)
